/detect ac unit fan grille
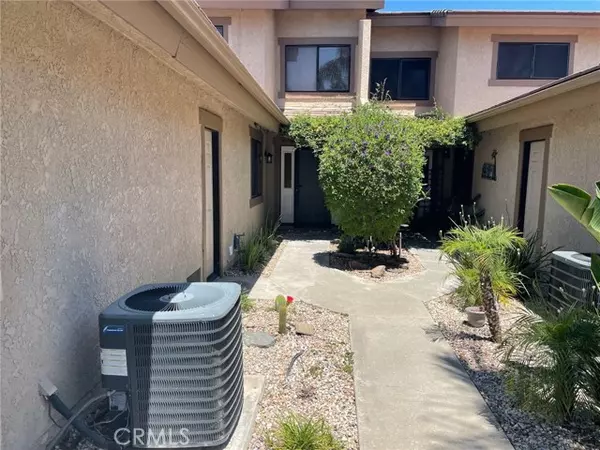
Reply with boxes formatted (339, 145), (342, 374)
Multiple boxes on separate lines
(129, 298), (243, 447)
(549, 257), (600, 307)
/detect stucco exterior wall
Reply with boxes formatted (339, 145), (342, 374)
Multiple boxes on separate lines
(275, 9), (365, 38)
(434, 27), (459, 114)
(454, 26), (600, 116)
(1, 2), (265, 448)
(472, 99), (600, 253)
(204, 9), (277, 100)
(371, 26), (439, 52)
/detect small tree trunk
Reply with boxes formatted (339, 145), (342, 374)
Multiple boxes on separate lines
(480, 271), (502, 343)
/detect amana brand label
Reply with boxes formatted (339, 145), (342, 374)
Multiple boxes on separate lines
(101, 348), (128, 377)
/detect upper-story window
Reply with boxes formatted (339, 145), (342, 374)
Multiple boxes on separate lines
(285, 45), (351, 93)
(370, 58), (432, 101)
(215, 25), (225, 37)
(489, 35), (576, 86)
(496, 42), (570, 80)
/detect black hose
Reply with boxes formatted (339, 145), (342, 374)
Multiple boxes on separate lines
(47, 392), (121, 450)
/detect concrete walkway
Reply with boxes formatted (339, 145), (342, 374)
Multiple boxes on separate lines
(249, 238), (514, 450)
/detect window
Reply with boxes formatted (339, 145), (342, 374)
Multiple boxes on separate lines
(496, 42), (569, 80)
(251, 139), (263, 199)
(283, 153), (292, 189)
(370, 58), (432, 101)
(285, 45), (351, 92)
(210, 18), (230, 42)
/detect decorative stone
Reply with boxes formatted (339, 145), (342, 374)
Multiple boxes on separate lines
(244, 331), (276, 348)
(295, 322), (315, 336)
(371, 265), (386, 278)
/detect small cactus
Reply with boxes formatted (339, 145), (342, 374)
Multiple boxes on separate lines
(274, 295), (294, 334)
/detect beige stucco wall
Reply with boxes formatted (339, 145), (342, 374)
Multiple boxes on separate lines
(371, 26), (439, 52)
(435, 27), (459, 114)
(275, 9), (365, 38)
(1, 2), (267, 448)
(204, 9), (277, 100)
(472, 95), (600, 253)
(454, 26), (600, 116)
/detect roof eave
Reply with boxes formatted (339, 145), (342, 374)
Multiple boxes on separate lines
(467, 66), (600, 123)
(159, 0), (289, 126)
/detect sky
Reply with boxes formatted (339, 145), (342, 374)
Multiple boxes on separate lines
(382, 0), (600, 11)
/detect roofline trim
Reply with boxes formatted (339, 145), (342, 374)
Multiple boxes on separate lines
(467, 65), (600, 123)
(194, 0), (384, 10)
(159, 0), (289, 125)
(369, 10), (600, 27)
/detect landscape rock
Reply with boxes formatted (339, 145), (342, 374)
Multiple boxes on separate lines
(244, 331), (276, 348)
(295, 322), (315, 336)
(370, 265), (386, 278)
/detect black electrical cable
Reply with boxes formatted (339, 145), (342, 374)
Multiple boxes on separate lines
(46, 392), (121, 450)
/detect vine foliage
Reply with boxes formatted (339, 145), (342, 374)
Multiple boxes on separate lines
(284, 103), (479, 243)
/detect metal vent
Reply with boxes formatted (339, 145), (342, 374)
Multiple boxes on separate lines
(549, 251), (599, 307)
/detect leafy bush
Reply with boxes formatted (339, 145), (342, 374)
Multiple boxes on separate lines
(287, 103), (479, 243)
(502, 304), (600, 423)
(240, 293), (255, 313)
(505, 231), (556, 301)
(338, 234), (360, 254)
(237, 218), (280, 273)
(266, 414), (343, 450)
(441, 223), (525, 341)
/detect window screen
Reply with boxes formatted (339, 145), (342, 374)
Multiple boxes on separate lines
(496, 42), (569, 80)
(285, 45), (351, 92)
(284, 153), (292, 189)
(370, 58), (431, 101)
(251, 139), (262, 198)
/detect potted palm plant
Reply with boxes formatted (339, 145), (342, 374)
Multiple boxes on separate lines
(441, 224), (525, 342)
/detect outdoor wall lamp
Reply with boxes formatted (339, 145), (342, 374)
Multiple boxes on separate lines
(265, 151), (273, 164)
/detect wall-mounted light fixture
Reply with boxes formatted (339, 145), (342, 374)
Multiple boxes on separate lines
(265, 151), (273, 164)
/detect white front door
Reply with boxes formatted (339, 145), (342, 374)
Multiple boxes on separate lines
(281, 146), (295, 224)
(204, 129), (214, 278)
(523, 140), (546, 237)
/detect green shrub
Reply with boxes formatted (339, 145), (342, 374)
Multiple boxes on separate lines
(266, 414), (343, 450)
(240, 293), (255, 313)
(502, 304), (600, 423)
(338, 234), (360, 254)
(237, 218), (280, 273)
(287, 103), (478, 244)
(505, 231), (557, 301)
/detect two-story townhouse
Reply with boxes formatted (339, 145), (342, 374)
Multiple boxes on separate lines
(198, 1), (600, 228)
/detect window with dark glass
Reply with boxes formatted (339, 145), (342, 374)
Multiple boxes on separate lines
(215, 25), (225, 37)
(496, 43), (569, 80)
(284, 153), (292, 189)
(251, 139), (262, 198)
(285, 45), (351, 92)
(370, 58), (431, 101)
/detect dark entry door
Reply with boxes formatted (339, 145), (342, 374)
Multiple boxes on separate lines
(294, 148), (331, 227)
(205, 129), (221, 281)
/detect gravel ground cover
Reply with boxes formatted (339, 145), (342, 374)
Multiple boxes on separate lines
(244, 298), (357, 449)
(425, 294), (600, 450)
